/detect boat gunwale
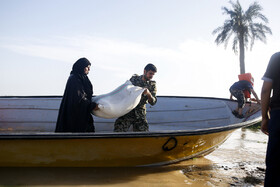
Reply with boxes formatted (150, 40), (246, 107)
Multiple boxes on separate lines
(0, 95), (256, 103)
(0, 117), (261, 140)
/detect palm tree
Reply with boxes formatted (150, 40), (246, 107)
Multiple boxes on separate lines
(213, 0), (272, 74)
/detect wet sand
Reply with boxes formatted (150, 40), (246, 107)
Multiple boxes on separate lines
(184, 127), (267, 186)
(0, 128), (267, 187)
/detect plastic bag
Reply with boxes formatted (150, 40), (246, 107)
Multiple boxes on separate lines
(92, 80), (145, 119)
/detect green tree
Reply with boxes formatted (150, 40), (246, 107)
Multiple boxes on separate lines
(213, 0), (272, 74)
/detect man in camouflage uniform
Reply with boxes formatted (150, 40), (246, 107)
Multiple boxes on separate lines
(114, 64), (157, 132)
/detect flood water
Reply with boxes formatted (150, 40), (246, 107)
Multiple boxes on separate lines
(0, 127), (268, 187)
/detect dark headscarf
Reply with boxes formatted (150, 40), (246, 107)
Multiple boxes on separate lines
(71, 57), (91, 75)
(70, 57), (93, 99)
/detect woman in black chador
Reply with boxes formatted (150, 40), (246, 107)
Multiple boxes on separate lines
(55, 58), (98, 132)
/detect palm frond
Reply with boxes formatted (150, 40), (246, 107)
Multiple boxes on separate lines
(245, 2), (269, 23)
(213, 20), (233, 45)
(249, 23), (272, 49)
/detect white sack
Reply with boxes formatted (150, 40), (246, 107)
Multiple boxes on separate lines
(92, 80), (145, 119)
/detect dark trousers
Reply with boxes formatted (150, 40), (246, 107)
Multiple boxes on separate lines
(265, 109), (280, 187)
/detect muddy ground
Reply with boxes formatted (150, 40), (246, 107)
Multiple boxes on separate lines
(182, 127), (267, 186)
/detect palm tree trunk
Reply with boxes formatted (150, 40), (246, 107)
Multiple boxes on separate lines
(239, 34), (246, 74)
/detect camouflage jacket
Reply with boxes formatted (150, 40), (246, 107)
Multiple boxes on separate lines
(130, 74), (157, 110)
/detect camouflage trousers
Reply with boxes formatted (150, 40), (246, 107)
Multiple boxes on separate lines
(230, 88), (245, 108)
(114, 108), (148, 132)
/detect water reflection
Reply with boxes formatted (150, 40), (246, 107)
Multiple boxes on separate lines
(0, 163), (210, 186)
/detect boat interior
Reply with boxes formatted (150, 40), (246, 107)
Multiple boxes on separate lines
(0, 96), (261, 134)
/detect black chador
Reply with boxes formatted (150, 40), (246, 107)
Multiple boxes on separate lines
(55, 58), (97, 132)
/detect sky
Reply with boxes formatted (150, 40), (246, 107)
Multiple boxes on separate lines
(0, 0), (280, 98)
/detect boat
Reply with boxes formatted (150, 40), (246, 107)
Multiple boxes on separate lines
(0, 96), (261, 167)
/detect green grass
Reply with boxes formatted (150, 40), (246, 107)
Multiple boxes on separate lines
(244, 122), (261, 131)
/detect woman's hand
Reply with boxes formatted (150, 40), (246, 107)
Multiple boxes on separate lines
(93, 104), (99, 111)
